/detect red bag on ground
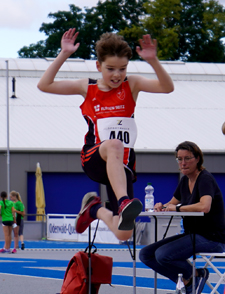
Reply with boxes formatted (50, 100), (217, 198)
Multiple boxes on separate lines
(60, 251), (113, 294)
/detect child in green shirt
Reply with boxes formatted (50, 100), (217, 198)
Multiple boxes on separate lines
(10, 191), (25, 252)
(0, 191), (16, 253)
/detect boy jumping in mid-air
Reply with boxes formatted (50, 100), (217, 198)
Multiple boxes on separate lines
(38, 28), (174, 241)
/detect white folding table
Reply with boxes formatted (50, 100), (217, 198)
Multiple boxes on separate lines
(130, 211), (204, 294)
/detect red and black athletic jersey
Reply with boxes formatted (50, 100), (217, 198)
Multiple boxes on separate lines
(80, 78), (136, 174)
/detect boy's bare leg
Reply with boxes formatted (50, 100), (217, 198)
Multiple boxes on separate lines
(99, 139), (128, 200)
(75, 139), (142, 240)
(96, 207), (132, 241)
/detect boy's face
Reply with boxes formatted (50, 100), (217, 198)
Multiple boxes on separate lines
(96, 55), (128, 89)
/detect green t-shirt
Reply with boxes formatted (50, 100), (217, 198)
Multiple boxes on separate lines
(0, 200), (14, 221)
(13, 201), (25, 220)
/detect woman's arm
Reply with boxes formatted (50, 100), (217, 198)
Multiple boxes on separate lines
(154, 196), (180, 211)
(177, 196), (212, 213)
(37, 28), (88, 97)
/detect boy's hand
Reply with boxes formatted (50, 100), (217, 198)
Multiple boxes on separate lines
(136, 34), (157, 62)
(61, 28), (80, 55)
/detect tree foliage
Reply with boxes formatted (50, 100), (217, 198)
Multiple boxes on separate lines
(127, 0), (225, 61)
(18, 0), (225, 62)
(141, 0), (181, 60)
(18, 1), (147, 59)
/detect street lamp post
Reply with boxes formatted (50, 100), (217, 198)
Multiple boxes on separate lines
(5, 60), (10, 198)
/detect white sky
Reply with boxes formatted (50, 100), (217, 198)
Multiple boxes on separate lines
(0, 0), (98, 58)
(1, 0), (225, 58)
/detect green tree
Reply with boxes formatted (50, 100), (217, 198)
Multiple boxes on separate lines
(177, 0), (225, 61)
(120, 0), (225, 62)
(201, 0), (225, 62)
(18, 0), (225, 61)
(142, 0), (181, 60)
(84, 0), (148, 59)
(177, 0), (210, 61)
(18, 5), (85, 58)
(18, 1), (147, 59)
(17, 41), (46, 58)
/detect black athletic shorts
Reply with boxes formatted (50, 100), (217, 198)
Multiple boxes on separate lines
(16, 214), (22, 226)
(81, 143), (134, 215)
(2, 221), (13, 226)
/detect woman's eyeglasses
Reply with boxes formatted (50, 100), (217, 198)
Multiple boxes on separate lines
(176, 157), (195, 163)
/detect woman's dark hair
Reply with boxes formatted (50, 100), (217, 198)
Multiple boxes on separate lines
(175, 141), (205, 171)
(95, 32), (132, 63)
(1, 191), (7, 208)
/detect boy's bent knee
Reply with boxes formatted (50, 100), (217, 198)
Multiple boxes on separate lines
(100, 139), (124, 160)
(105, 139), (124, 151)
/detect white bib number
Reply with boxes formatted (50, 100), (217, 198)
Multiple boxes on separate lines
(97, 117), (137, 148)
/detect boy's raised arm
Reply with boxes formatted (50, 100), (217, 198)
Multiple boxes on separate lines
(131, 34), (174, 95)
(37, 28), (87, 96)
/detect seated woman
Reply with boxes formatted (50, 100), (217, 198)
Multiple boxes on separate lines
(139, 141), (225, 294)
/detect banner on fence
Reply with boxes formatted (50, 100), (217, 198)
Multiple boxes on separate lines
(47, 215), (120, 244)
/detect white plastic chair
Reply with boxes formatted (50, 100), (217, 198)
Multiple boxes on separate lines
(198, 252), (225, 294)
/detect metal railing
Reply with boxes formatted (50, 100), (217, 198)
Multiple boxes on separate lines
(24, 214), (47, 239)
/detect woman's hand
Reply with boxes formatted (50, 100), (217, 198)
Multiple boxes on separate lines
(61, 28), (80, 55)
(154, 202), (163, 212)
(164, 204), (176, 211)
(136, 34), (157, 62)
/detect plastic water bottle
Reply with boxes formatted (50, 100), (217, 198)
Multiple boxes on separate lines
(145, 182), (154, 212)
(175, 273), (186, 294)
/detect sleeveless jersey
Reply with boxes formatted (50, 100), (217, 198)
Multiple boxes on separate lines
(80, 78), (136, 172)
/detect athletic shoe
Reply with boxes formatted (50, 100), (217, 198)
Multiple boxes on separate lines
(185, 283), (192, 294)
(0, 248), (11, 253)
(185, 268), (209, 294)
(118, 198), (143, 230)
(21, 243), (25, 250)
(0, 248), (7, 253)
(75, 192), (101, 234)
(12, 248), (17, 254)
(196, 268), (209, 294)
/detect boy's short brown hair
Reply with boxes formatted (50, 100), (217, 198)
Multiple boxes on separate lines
(95, 33), (132, 63)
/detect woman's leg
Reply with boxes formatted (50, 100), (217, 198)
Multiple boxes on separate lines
(140, 233), (225, 283)
(140, 234), (186, 283)
(157, 234), (224, 281)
